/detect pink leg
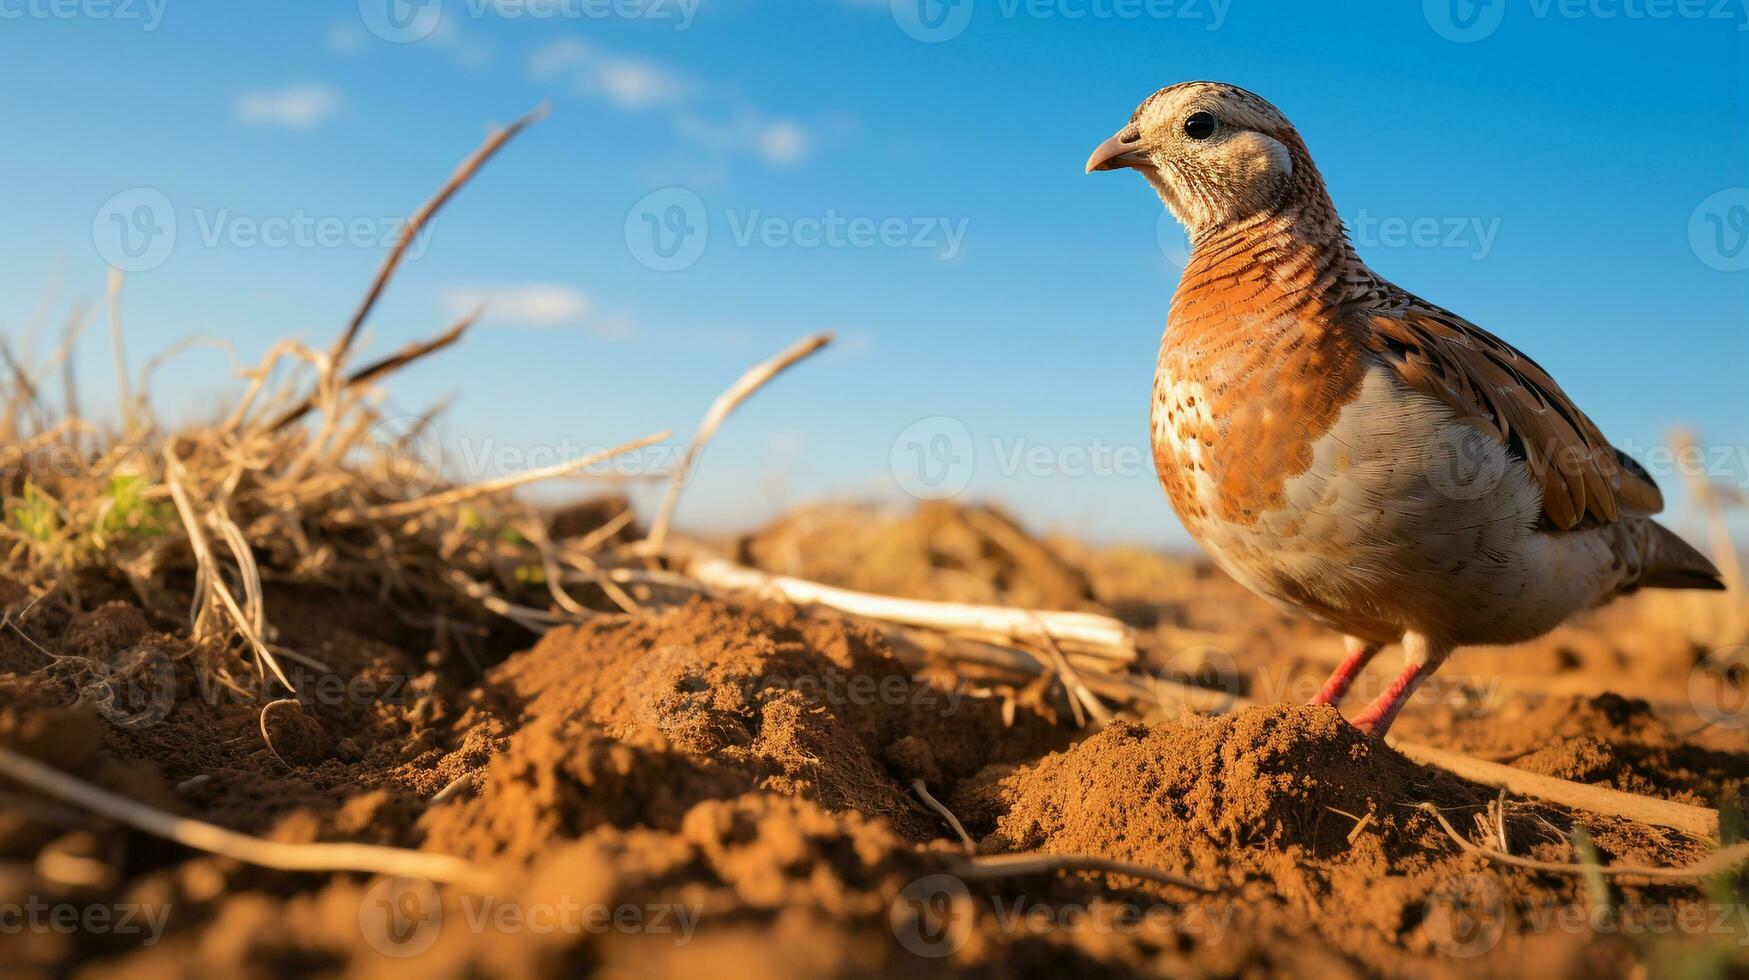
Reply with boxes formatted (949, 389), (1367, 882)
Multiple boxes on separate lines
(1310, 636), (1384, 707)
(1350, 632), (1452, 737)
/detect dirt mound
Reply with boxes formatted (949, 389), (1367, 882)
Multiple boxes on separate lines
(468, 597), (1070, 847)
(950, 705), (1720, 972)
(960, 707), (1457, 882)
(739, 502), (1097, 610)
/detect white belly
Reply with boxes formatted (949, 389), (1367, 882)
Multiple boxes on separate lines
(1158, 366), (1624, 645)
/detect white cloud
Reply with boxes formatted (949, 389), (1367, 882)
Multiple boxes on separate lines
(527, 38), (689, 110)
(588, 58), (688, 109)
(325, 22), (366, 54)
(676, 109), (816, 168)
(234, 85), (343, 129)
(527, 38), (592, 80)
(756, 120), (811, 167)
(527, 38), (817, 167)
(442, 285), (637, 341)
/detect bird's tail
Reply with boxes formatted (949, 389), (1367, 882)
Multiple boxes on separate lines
(1632, 519), (1727, 592)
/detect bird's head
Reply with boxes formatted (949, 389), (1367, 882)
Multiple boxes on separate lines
(1087, 81), (1325, 239)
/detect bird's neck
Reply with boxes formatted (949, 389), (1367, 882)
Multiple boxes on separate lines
(1169, 141), (1365, 344)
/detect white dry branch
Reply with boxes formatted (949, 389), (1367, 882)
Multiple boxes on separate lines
(683, 555), (1137, 666)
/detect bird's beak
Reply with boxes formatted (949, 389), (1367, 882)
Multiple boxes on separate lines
(1085, 126), (1148, 174)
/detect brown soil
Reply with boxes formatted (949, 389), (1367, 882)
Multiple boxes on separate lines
(1, 503), (1745, 978)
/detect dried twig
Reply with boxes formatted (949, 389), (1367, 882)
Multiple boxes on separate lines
(644, 332), (834, 553)
(0, 746), (496, 889)
(1395, 742), (1720, 840)
(1418, 802), (1747, 882)
(106, 268), (133, 430)
(912, 779), (976, 854)
(326, 105), (549, 377)
(684, 556), (1136, 663)
(953, 853), (1215, 894)
(270, 308), (481, 433)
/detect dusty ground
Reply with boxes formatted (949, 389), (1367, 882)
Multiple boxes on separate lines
(1, 500), (1745, 978)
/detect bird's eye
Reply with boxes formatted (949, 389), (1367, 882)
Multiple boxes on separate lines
(1183, 111), (1217, 140)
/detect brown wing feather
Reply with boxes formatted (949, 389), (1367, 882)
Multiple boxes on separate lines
(1363, 305), (1663, 529)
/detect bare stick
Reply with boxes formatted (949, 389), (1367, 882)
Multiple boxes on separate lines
(58, 304), (88, 449)
(644, 332), (834, 553)
(0, 746), (496, 889)
(352, 429), (670, 521)
(684, 556), (1135, 663)
(1418, 803), (1747, 882)
(270, 308), (481, 433)
(1395, 742), (1720, 840)
(912, 779), (976, 854)
(954, 853), (1215, 894)
(327, 104), (548, 376)
(106, 268), (133, 430)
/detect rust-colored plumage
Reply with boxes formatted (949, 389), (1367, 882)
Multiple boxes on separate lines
(1092, 81), (1725, 736)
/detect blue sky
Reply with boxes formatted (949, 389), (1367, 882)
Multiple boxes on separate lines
(1, 0), (1745, 547)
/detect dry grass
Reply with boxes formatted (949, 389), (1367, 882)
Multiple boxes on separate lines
(0, 105), (664, 711)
